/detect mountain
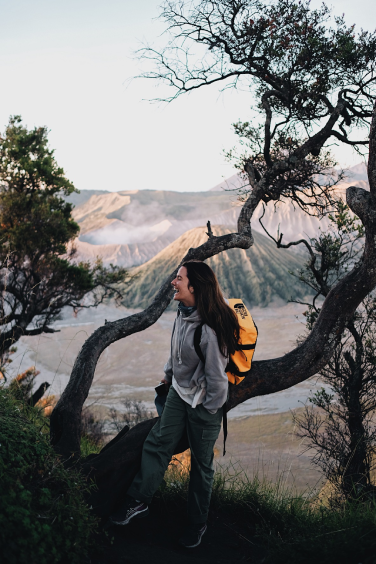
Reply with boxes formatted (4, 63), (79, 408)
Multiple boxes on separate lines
(345, 162), (369, 185)
(66, 189), (109, 208)
(71, 237), (174, 268)
(70, 189), (241, 266)
(73, 189), (238, 242)
(121, 226), (309, 309)
(69, 163), (369, 268)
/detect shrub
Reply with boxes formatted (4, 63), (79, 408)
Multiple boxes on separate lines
(0, 388), (99, 564)
(108, 399), (155, 433)
(81, 408), (106, 447)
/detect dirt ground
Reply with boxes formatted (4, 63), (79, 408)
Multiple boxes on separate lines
(218, 410), (323, 492)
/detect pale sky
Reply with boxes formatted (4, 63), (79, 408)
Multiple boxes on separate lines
(0, 0), (374, 192)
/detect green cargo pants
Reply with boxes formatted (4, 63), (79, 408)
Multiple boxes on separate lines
(128, 386), (223, 524)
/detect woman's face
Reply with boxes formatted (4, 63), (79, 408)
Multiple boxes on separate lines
(171, 266), (196, 307)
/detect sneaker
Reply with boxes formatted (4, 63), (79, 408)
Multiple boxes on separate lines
(109, 497), (149, 525)
(179, 523), (207, 548)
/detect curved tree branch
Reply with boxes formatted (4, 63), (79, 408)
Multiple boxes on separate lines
(262, 90), (286, 166)
(51, 100), (376, 462)
(50, 230), (253, 456)
(330, 131), (369, 146)
(368, 99), (376, 196)
(23, 326), (58, 336)
(258, 203), (315, 257)
(229, 99), (376, 408)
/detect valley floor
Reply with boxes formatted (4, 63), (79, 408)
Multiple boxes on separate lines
(11, 302), (324, 490)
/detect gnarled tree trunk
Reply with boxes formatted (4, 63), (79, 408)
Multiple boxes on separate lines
(51, 104), (376, 519)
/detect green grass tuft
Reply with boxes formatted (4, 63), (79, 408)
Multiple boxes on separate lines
(80, 434), (102, 458)
(158, 460), (376, 564)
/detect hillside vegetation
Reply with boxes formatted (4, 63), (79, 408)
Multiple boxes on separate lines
(147, 464), (376, 564)
(122, 225), (308, 309)
(0, 388), (99, 564)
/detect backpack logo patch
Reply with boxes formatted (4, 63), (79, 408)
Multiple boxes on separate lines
(234, 303), (248, 320)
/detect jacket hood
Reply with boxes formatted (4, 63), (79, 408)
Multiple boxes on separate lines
(178, 309), (201, 323)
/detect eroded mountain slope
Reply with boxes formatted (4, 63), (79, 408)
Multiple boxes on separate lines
(121, 226), (309, 309)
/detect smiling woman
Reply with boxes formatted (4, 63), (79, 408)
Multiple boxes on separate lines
(171, 265), (196, 307)
(109, 260), (240, 548)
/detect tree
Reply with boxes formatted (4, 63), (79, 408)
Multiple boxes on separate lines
(49, 1), (376, 518)
(296, 298), (376, 499)
(0, 116), (130, 369)
(140, 0), (376, 213)
(280, 204), (376, 498)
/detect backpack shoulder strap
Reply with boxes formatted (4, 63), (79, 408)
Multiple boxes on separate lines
(193, 323), (205, 364)
(222, 402), (228, 456)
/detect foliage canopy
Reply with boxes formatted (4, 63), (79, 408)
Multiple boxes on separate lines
(0, 116), (130, 362)
(140, 0), (376, 214)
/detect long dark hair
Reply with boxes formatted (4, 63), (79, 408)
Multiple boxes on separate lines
(182, 260), (240, 357)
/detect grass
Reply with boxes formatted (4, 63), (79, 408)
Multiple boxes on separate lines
(156, 460), (376, 564)
(80, 434), (103, 458)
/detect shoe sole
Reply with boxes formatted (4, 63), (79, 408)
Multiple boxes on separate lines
(110, 507), (149, 526)
(179, 524), (207, 548)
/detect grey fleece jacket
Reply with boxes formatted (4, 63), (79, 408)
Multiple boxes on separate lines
(164, 310), (228, 412)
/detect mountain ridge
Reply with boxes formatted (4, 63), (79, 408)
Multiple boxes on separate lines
(121, 226), (310, 309)
(68, 163), (369, 268)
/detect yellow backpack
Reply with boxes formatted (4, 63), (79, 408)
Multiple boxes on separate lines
(193, 298), (258, 385)
(225, 299), (258, 385)
(193, 299), (258, 455)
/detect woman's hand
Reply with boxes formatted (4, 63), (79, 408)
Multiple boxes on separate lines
(160, 378), (169, 385)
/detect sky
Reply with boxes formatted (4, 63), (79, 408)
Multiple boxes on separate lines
(0, 0), (374, 193)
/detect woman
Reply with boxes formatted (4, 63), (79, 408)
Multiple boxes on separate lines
(110, 260), (240, 548)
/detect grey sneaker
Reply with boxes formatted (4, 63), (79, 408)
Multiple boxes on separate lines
(110, 497), (149, 525)
(179, 523), (207, 548)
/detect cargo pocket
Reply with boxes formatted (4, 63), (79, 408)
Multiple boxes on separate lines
(201, 428), (220, 459)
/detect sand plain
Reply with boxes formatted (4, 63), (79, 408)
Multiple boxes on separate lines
(9, 301), (325, 490)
